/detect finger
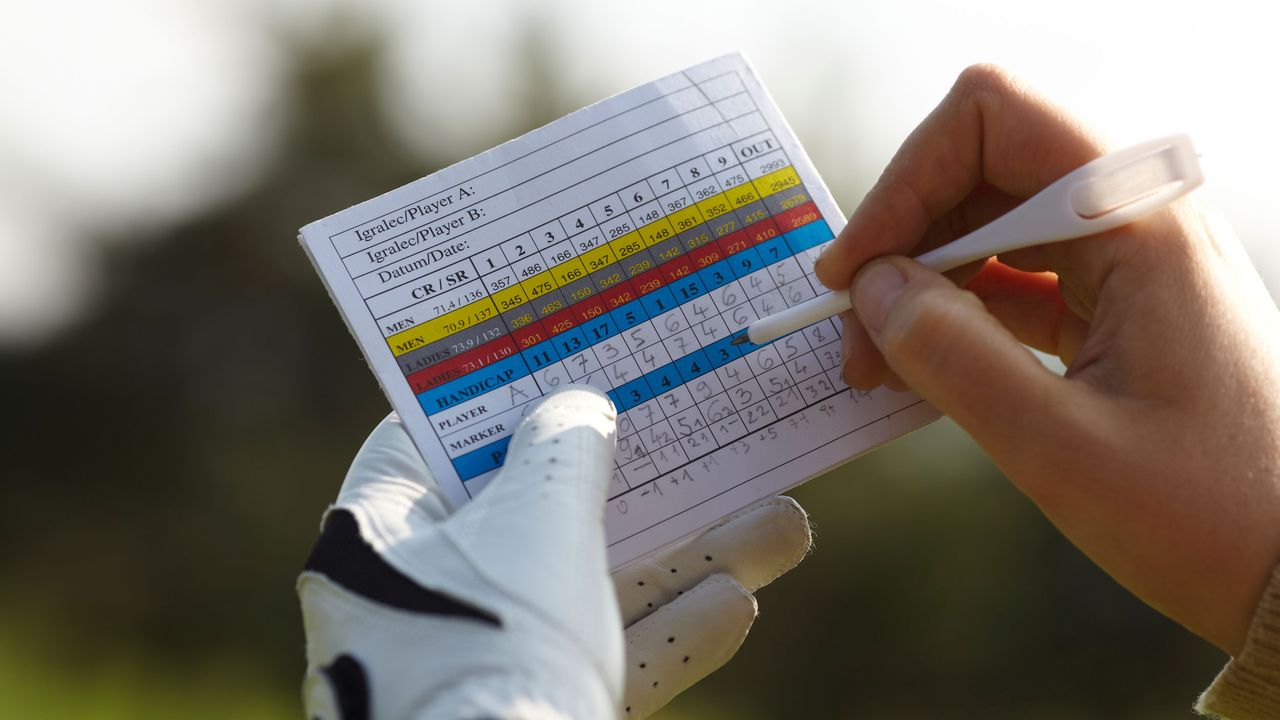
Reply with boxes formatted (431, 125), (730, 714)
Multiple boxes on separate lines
(814, 63), (1105, 292)
(851, 257), (1075, 470)
(613, 496), (810, 626)
(839, 310), (892, 390)
(445, 385), (618, 630)
(914, 181), (1025, 262)
(333, 413), (452, 552)
(622, 574), (756, 719)
(838, 186), (1018, 390)
(964, 260), (1091, 364)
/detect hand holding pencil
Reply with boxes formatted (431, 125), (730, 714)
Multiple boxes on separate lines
(811, 65), (1280, 662)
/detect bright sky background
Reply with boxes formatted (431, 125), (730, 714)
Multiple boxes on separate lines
(2, 0), (1277, 345)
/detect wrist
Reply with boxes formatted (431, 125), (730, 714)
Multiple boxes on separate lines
(1196, 562), (1280, 718)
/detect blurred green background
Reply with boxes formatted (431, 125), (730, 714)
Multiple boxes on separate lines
(2, 1), (1274, 717)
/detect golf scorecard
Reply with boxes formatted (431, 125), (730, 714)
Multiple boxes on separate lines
(299, 53), (938, 569)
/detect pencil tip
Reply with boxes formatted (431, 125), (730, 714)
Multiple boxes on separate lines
(730, 334), (750, 346)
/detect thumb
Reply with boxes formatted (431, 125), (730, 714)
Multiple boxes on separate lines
(850, 256), (1072, 465)
(444, 384), (619, 629)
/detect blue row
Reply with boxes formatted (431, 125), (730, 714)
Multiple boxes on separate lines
(440, 220), (834, 479)
(452, 434), (512, 481)
(785, 221), (833, 252)
(607, 332), (746, 412)
(417, 353), (528, 416)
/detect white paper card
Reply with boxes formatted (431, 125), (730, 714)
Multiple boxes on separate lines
(299, 53), (938, 569)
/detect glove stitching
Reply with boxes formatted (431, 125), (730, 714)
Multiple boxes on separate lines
(623, 575), (754, 714)
(678, 497), (811, 593)
(624, 574), (749, 651)
(753, 498), (813, 589)
(617, 498), (810, 623)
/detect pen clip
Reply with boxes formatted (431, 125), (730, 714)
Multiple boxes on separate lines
(1067, 134), (1203, 224)
(915, 134), (1204, 272)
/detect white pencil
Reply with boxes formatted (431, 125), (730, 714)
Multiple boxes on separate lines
(733, 134), (1204, 347)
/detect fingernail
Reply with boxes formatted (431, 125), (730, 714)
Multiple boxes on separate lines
(838, 311), (855, 364)
(851, 262), (906, 335)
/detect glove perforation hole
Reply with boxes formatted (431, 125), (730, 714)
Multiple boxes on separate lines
(667, 636), (675, 643)
(669, 568), (677, 574)
(639, 662), (646, 668)
(705, 554), (713, 561)
(683, 656), (690, 663)
(646, 602), (653, 608)
(625, 706), (631, 714)
(652, 681), (659, 688)
(637, 581), (644, 586)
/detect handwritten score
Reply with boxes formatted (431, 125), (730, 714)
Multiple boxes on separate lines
(299, 54), (938, 569)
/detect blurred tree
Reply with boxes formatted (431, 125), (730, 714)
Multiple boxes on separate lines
(0, 20), (575, 695)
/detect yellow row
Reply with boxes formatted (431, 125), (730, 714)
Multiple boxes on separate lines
(386, 165), (801, 354)
(388, 297), (500, 357)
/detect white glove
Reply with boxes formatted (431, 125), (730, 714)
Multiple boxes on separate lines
(299, 384), (811, 720)
(610, 497), (810, 718)
(300, 386), (622, 720)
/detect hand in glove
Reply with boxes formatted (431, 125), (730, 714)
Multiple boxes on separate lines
(299, 385), (811, 720)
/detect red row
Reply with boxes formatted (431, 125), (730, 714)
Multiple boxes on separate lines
(409, 335), (518, 394)
(774, 202), (822, 232)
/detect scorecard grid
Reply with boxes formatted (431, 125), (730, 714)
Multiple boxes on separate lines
(301, 54), (937, 568)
